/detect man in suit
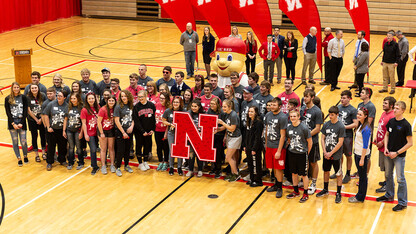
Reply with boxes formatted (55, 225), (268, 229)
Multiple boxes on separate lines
(259, 34), (280, 86)
(273, 27), (285, 84)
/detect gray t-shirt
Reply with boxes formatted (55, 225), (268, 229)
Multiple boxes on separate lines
(66, 107), (82, 131)
(44, 100), (68, 129)
(80, 80), (98, 95)
(321, 120), (346, 160)
(9, 95), (24, 119)
(221, 110), (241, 137)
(358, 101), (376, 129)
(253, 85), (260, 96)
(24, 83), (47, 96)
(240, 99), (259, 128)
(264, 111), (288, 148)
(53, 85), (71, 97)
(337, 104), (357, 138)
(254, 93), (274, 116)
(28, 93), (46, 120)
(138, 76), (153, 88)
(162, 108), (184, 135)
(231, 98), (240, 114)
(156, 78), (176, 91)
(233, 84), (245, 103)
(96, 80), (111, 96)
(41, 98), (54, 115)
(114, 104), (133, 130)
(300, 105), (323, 144)
(286, 122), (311, 154)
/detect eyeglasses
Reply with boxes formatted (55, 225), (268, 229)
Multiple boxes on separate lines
(163, 71), (170, 74)
(138, 96), (145, 98)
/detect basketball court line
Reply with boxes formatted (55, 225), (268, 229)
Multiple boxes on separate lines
(3, 166), (90, 219)
(369, 203), (385, 234)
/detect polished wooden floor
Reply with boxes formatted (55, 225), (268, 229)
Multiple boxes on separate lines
(0, 17), (416, 233)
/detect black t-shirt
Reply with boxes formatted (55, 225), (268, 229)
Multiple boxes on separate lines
(386, 118), (412, 157)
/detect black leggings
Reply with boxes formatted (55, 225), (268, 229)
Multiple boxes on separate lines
(154, 131), (169, 162)
(355, 73), (365, 94)
(135, 131), (152, 163)
(284, 57), (297, 80)
(28, 119), (46, 150)
(115, 130), (132, 168)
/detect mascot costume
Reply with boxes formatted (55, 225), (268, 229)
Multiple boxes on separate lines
(211, 37), (249, 88)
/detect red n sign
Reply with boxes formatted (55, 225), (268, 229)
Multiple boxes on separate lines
(171, 112), (217, 162)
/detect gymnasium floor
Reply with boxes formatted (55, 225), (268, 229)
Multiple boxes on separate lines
(0, 16), (416, 233)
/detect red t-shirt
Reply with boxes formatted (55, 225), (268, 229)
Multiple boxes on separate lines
(376, 110), (395, 151)
(200, 94), (219, 112)
(98, 106), (114, 131)
(112, 90), (120, 100)
(191, 87), (202, 98)
(81, 107), (98, 136)
(277, 91), (300, 114)
(127, 85), (144, 105)
(148, 93), (159, 105)
(155, 102), (167, 132)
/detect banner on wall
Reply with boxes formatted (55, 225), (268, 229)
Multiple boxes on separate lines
(279, 0), (322, 72)
(190, 0), (231, 38)
(230, 0), (272, 43)
(345, 0), (370, 45)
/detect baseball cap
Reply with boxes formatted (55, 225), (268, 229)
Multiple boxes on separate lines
(101, 67), (110, 73)
(243, 86), (254, 94)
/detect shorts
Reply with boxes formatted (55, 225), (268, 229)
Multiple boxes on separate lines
(226, 135), (242, 149)
(343, 137), (353, 156)
(288, 150), (308, 176)
(322, 158), (341, 173)
(378, 151), (386, 171)
(103, 129), (115, 138)
(265, 147), (286, 170)
(308, 143), (320, 163)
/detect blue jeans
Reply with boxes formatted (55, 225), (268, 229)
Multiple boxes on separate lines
(385, 156), (407, 206)
(184, 51), (196, 77)
(168, 132), (182, 169)
(9, 129), (28, 159)
(354, 154), (368, 201)
(67, 130), (82, 166)
(87, 136), (98, 168)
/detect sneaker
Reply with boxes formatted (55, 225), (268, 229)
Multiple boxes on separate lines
(144, 162), (150, 170)
(329, 173), (337, 179)
(101, 166), (108, 175)
(185, 171), (193, 177)
(242, 175), (251, 182)
(267, 184), (278, 192)
(197, 171), (203, 177)
(376, 195), (393, 202)
(228, 173), (240, 182)
(18, 160), (23, 167)
(110, 165), (116, 173)
(282, 181), (293, 186)
(215, 172), (221, 179)
(46, 163), (52, 170)
(348, 196), (363, 203)
(91, 167), (99, 175)
(67, 164), (73, 170)
(250, 182), (263, 187)
(178, 168), (183, 176)
(76, 164), (84, 170)
(308, 183), (317, 195)
(156, 163), (163, 171)
(125, 165), (133, 173)
(116, 168), (122, 177)
(138, 163), (147, 171)
(23, 157), (29, 164)
(299, 194), (309, 203)
(379, 181), (386, 186)
(161, 163), (168, 171)
(350, 172), (359, 179)
(169, 167), (174, 176)
(275, 188), (283, 198)
(392, 204), (407, 212)
(286, 191), (300, 199)
(335, 193), (342, 203)
(316, 189), (329, 197)
(342, 174), (351, 184)
(376, 185), (386, 193)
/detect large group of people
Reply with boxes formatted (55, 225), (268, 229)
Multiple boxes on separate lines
(5, 25), (415, 212)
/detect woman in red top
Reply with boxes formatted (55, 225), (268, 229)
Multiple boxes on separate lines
(81, 93), (100, 175)
(283, 31), (298, 80)
(245, 31), (258, 75)
(191, 75), (204, 98)
(155, 92), (171, 171)
(146, 80), (159, 104)
(97, 95), (116, 175)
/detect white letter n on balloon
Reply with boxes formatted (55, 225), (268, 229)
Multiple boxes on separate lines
(349, 0), (358, 10)
(198, 0), (211, 5)
(285, 0), (302, 12)
(239, 0), (253, 7)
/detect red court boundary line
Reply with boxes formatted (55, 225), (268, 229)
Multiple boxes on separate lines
(0, 140), (414, 207)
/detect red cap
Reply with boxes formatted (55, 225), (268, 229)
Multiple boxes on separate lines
(216, 37), (246, 54)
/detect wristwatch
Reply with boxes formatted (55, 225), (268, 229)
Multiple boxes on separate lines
(396, 151), (400, 155)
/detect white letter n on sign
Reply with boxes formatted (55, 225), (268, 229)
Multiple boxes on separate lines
(162, 0), (173, 3)
(239, 0), (253, 7)
(349, 0), (358, 10)
(285, 0), (302, 12)
(198, 0), (211, 5)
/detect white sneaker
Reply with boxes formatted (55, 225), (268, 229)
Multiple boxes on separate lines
(101, 166), (107, 175)
(110, 165), (116, 173)
(144, 162), (150, 170)
(116, 168), (122, 177)
(308, 183), (317, 195)
(138, 163), (147, 171)
(197, 171), (203, 177)
(186, 171), (193, 177)
(242, 175), (251, 182)
(125, 165), (133, 173)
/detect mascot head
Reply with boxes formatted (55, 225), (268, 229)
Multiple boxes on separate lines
(211, 37), (246, 77)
